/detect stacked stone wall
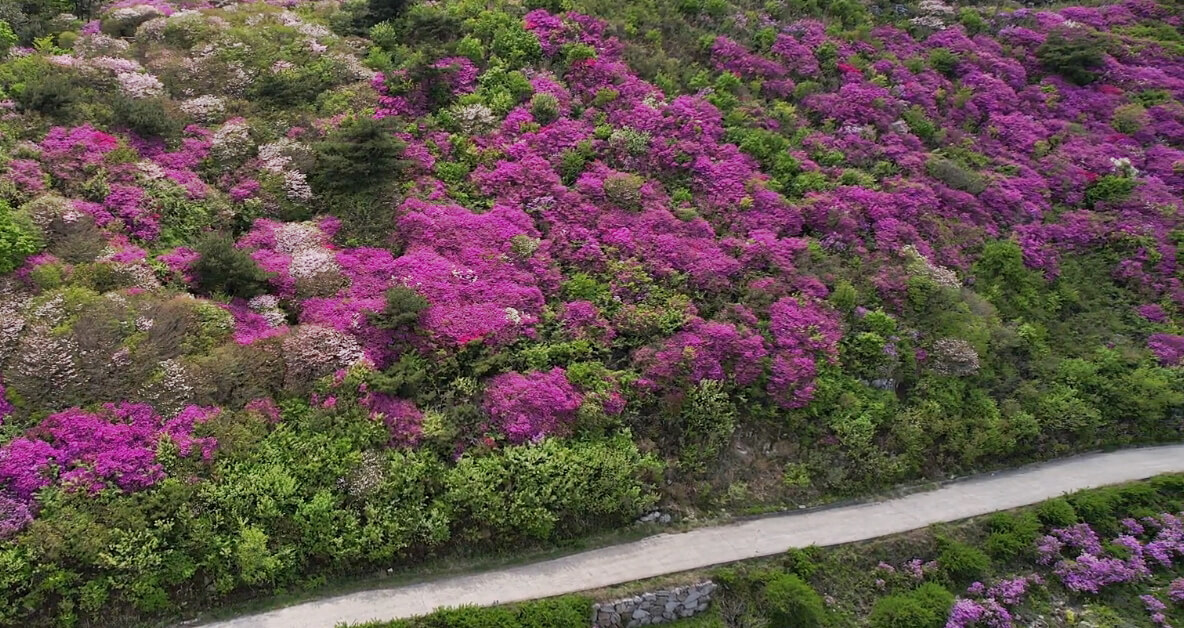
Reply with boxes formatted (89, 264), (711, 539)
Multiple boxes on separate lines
(590, 581), (716, 627)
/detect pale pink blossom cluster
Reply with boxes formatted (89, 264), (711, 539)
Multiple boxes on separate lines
(179, 95), (226, 122)
(116, 72), (166, 99)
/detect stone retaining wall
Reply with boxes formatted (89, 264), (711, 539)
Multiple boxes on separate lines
(591, 581), (716, 627)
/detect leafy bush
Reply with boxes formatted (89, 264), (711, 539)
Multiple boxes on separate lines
(983, 512), (1042, 561)
(0, 200), (41, 274)
(14, 70), (79, 119)
(366, 0), (411, 28)
(867, 583), (954, 628)
(371, 286), (430, 329)
(603, 172), (646, 211)
(310, 116), (407, 195)
(191, 233), (272, 298)
(1037, 29), (1108, 85)
(1035, 498), (1078, 527)
(936, 538), (990, 584)
(678, 379), (737, 473)
(0, 20), (15, 55)
(529, 92), (560, 124)
(763, 572), (827, 627)
(927, 48), (959, 77)
(111, 96), (184, 139)
(925, 156), (986, 194)
(251, 65), (333, 109)
(1084, 174), (1137, 206)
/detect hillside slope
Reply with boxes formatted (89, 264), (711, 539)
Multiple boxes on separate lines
(0, 0), (1182, 624)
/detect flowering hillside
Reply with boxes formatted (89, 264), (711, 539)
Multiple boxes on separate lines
(664, 476), (1184, 628)
(0, 0), (1183, 623)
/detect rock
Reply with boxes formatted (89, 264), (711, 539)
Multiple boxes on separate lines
(633, 609), (650, 620)
(659, 514), (671, 524)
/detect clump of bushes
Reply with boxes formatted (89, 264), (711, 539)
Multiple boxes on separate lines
(867, 583), (955, 628)
(763, 572), (828, 627)
(1037, 28), (1109, 85)
(311, 116), (407, 195)
(603, 173), (646, 211)
(371, 285), (430, 329)
(925, 156), (987, 195)
(0, 200), (41, 274)
(192, 233), (272, 298)
(936, 538), (990, 585)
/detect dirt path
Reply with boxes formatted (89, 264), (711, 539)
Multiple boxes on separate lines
(201, 444), (1184, 628)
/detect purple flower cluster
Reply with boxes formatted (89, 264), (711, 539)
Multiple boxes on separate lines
(483, 368), (583, 443)
(1040, 514), (1184, 594)
(361, 392), (424, 446)
(1169, 577), (1184, 604)
(0, 403), (218, 537)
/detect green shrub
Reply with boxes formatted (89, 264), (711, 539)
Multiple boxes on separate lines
(192, 233), (272, 298)
(902, 106), (940, 144)
(513, 596), (591, 628)
(1035, 498), (1078, 527)
(1111, 103), (1148, 134)
(1133, 89), (1172, 107)
(252, 66), (333, 109)
(927, 48), (959, 77)
(783, 546), (822, 578)
(603, 172), (646, 211)
(925, 157), (986, 195)
(366, 0), (410, 28)
(936, 538), (990, 584)
(14, 70), (79, 119)
(561, 42), (597, 66)
(1084, 174), (1137, 206)
(794, 80), (822, 100)
(971, 240), (1048, 321)
(763, 572), (827, 628)
(558, 141), (595, 184)
(359, 596), (592, 627)
(983, 512), (1041, 561)
(442, 435), (656, 542)
(958, 9), (987, 35)
(310, 116), (407, 195)
(101, 11), (157, 37)
(1037, 29), (1108, 85)
(0, 200), (41, 274)
(678, 379), (737, 473)
(112, 96), (184, 140)
(530, 92), (561, 124)
(867, 583), (954, 628)
(371, 286), (430, 330)
(0, 20), (16, 55)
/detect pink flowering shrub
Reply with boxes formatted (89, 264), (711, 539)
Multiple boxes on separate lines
(0, 402), (217, 536)
(484, 368), (583, 443)
(361, 392), (424, 446)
